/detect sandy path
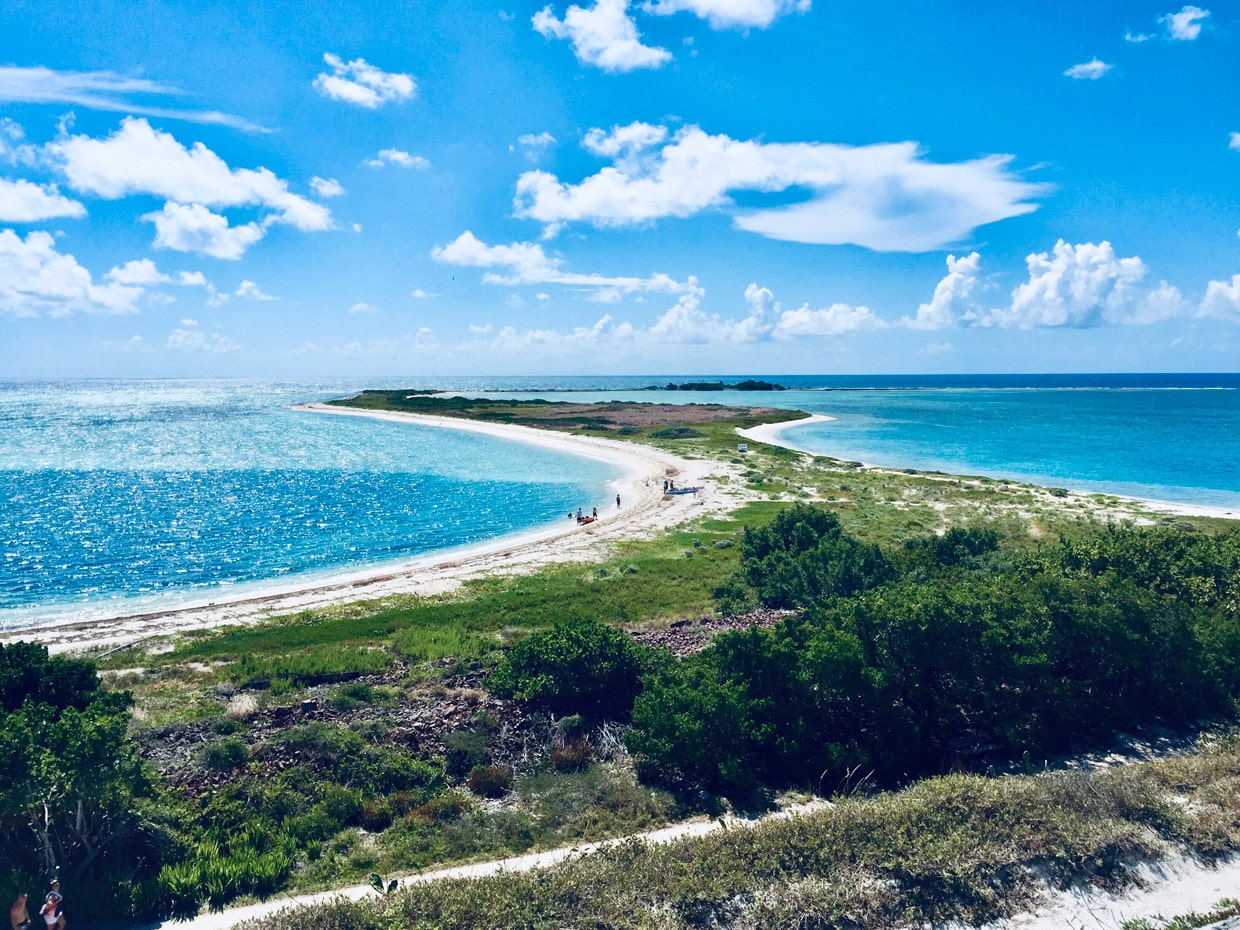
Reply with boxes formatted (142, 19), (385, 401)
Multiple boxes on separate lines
(4, 406), (751, 656)
(147, 802), (829, 930)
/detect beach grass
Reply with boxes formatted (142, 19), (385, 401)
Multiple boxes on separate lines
(239, 731), (1240, 930)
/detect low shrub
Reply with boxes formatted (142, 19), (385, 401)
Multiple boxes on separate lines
(550, 738), (593, 773)
(409, 793), (471, 825)
(202, 737), (248, 771)
(444, 729), (490, 778)
(331, 681), (375, 710)
(468, 765), (514, 798)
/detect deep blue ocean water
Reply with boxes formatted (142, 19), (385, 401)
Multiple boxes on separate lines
(3, 374), (1238, 631)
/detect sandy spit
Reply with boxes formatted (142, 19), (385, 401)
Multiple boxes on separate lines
(2, 405), (751, 656)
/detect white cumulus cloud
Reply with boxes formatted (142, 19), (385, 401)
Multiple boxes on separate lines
(1199, 274), (1240, 321)
(639, 0), (809, 29)
(0, 178), (87, 222)
(310, 176), (345, 197)
(1161, 5), (1209, 39)
(903, 252), (982, 329)
(49, 118), (332, 234)
(534, 0), (672, 72)
(772, 301), (886, 337)
(105, 258), (168, 285)
(235, 279), (277, 300)
(983, 240), (1185, 328)
(313, 54), (416, 108)
(1229, 132), (1240, 152)
(515, 123), (1046, 252)
(1064, 58), (1112, 80)
(0, 228), (144, 316)
(143, 202), (265, 260)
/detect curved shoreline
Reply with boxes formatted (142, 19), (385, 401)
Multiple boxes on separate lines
(2, 407), (747, 655)
(738, 415), (1240, 521)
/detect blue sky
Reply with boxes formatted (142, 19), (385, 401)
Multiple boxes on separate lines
(0, 0), (1237, 376)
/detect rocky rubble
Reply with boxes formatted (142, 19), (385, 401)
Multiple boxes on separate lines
(629, 608), (800, 657)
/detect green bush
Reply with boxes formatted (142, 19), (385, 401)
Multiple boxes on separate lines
(0, 643), (162, 922)
(489, 617), (658, 721)
(724, 503), (896, 610)
(202, 736), (249, 771)
(634, 519), (1240, 796)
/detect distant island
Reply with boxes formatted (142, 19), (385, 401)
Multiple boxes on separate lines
(651, 379), (786, 391)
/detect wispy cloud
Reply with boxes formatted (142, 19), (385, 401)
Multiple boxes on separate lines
(1064, 59), (1112, 80)
(0, 66), (266, 132)
(432, 230), (694, 295)
(166, 319), (239, 352)
(639, 0), (809, 30)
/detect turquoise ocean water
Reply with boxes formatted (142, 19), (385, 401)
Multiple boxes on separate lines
(474, 374), (1240, 510)
(0, 380), (621, 631)
(3, 375), (1238, 631)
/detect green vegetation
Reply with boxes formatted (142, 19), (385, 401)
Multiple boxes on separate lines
(0, 643), (156, 919)
(1122, 900), (1240, 930)
(16, 404), (1240, 925)
(627, 507), (1240, 795)
(488, 617), (661, 721)
(328, 391), (798, 435)
(241, 734), (1240, 930)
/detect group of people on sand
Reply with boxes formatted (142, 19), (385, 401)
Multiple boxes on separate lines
(10, 880), (65, 930)
(569, 495), (622, 524)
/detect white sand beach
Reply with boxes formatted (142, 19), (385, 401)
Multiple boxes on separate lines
(1, 405), (750, 656)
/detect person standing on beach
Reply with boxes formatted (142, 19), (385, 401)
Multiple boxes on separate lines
(616, 494), (621, 508)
